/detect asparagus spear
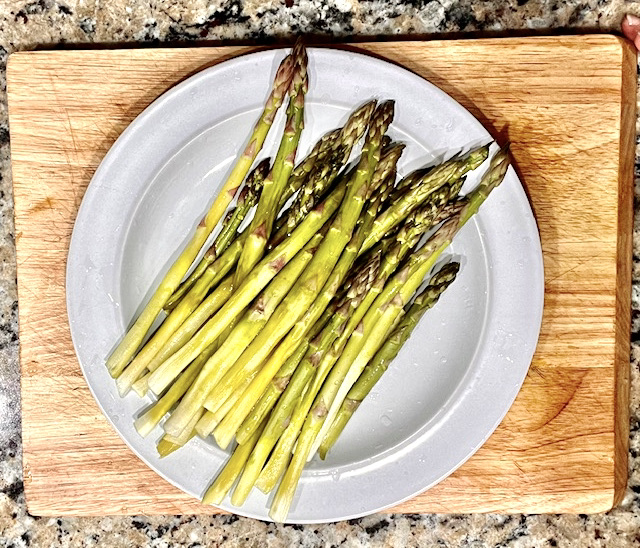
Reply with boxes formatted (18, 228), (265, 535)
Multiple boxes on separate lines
(220, 135), (392, 429)
(197, 370), (258, 438)
(218, 177), (384, 458)
(162, 409), (202, 446)
(309, 145), (510, 461)
(161, 231), (325, 437)
(116, 238), (242, 395)
(436, 196), (468, 224)
(117, 275), (234, 396)
(211, 167), (386, 440)
(253, 250), (383, 495)
(269, 101), (377, 249)
(129, 153), (354, 395)
(164, 159), (269, 311)
(360, 144), (490, 253)
(133, 341), (218, 437)
(270, 144), (510, 522)
(195, 410), (218, 438)
(201, 416), (269, 506)
(131, 371), (151, 397)
(234, 338), (310, 446)
(140, 158), (362, 396)
(106, 49), (296, 378)
(157, 431), (196, 458)
(365, 142), (404, 200)
(234, 42), (308, 287)
(145, 183), (345, 397)
(267, 194), (448, 463)
(388, 148), (469, 202)
(284, 101), (378, 235)
(142, 276), (234, 374)
(317, 262), (460, 459)
(279, 129), (341, 208)
(234, 241), (380, 448)
(205, 105), (389, 426)
(198, 377), (259, 439)
(324, 178), (457, 380)
(210, 102), (395, 449)
(255, 328), (346, 494)
(230, 255), (379, 504)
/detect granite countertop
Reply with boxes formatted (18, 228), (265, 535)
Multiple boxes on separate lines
(1, 1), (639, 546)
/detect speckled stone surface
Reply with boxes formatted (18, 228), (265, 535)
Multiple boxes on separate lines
(1, 0), (639, 546)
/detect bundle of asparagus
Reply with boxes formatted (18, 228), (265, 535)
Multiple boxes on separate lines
(107, 39), (512, 522)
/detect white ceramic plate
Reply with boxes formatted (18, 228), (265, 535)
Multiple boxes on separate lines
(67, 47), (544, 523)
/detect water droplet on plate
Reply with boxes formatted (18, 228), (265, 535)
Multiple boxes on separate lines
(380, 414), (392, 427)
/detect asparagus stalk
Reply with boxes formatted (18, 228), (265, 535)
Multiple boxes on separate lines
(131, 371), (151, 397)
(365, 142), (404, 200)
(309, 145), (510, 461)
(207, 120), (392, 425)
(317, 262), (460, 459)
(269, 101), (377, 249)
(201, 416), (269, 506)
(142, 276), (235, 375)
(255, 333), (343, 494)
(145, 183), (344, 397)
(133, 342), (217, 437)
(231, 256), (379, 504)
(388, 148), (469, 202)
(205, 106), (387, 425)
(162, 409), (203, 446)
(157, 431), (196, 458)
(283, 101), (377, 235)
(235, 338), (310, 446)
(360, 144), (490, 253)
(106, 49), (296, 378)
(235, 243), (379, 449)
(279, 129), (341, 208)
(199, 378), (257, 438)
(234, 42), (308, 287)
(254, 261), (383, 495)
(116, 239), (241, 395)
(117, 275), (234, 396)
(326, 179), (457, 376)
(195, 410), (218, 438)
(161, 231), (324, 438)
(242, 242), (380, 444)
(164, 159), (269, 311)
(270, 144), (510, 522)
(197, 370), (258, 438)
(270, 266), (416, 521)
(211, 102), (395, 450)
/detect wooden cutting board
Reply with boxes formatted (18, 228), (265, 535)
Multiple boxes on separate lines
(8, 35), (635, 516)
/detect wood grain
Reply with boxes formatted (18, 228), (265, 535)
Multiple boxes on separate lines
(7, 35), (635, 516)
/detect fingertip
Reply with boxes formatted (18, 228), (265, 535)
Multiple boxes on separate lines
(622, 13), (640, 41)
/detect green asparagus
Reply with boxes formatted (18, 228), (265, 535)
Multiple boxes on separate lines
(106, 48), (296, 378)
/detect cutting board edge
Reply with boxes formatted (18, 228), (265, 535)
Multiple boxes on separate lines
(612, 36), (636, 507)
